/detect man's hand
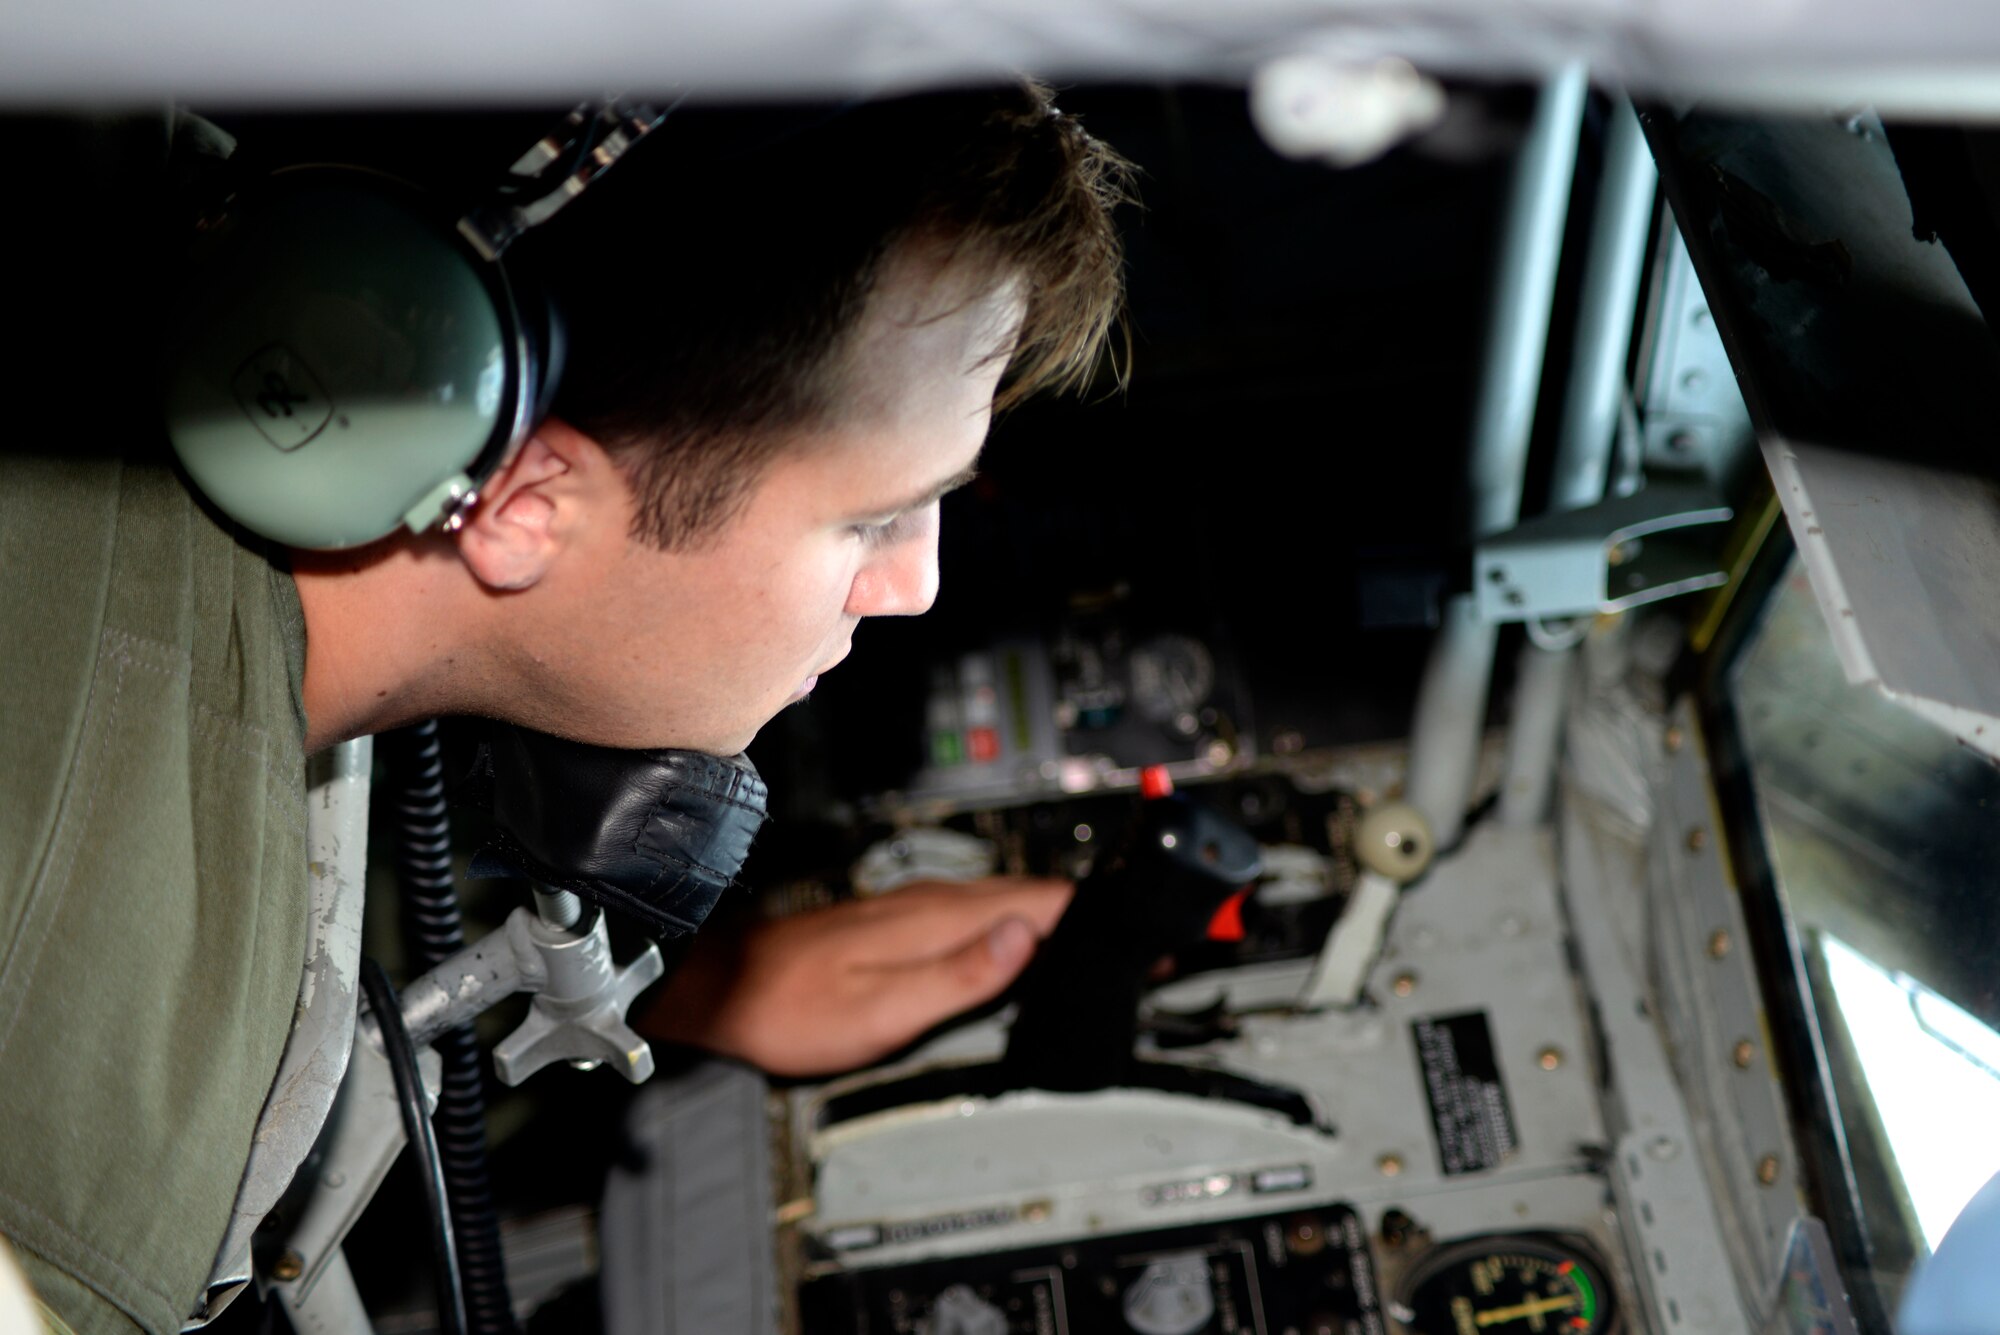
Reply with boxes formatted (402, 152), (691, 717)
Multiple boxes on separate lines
(639, 877), (1074, 1077)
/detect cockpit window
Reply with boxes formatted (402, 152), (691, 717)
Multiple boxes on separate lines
(1730, 554), (2000, 1311)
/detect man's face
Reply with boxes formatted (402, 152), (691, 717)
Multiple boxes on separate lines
(522, 263), (1023, 755)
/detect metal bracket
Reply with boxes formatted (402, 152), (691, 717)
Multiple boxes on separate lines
(266, 1034), (441, 1307)
(187, 739), (372, 1330)
(1473, 481), (1733, 623)
(398, 904), (664, 1086)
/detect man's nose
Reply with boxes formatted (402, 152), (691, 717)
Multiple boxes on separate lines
(846, 534), (940, 618)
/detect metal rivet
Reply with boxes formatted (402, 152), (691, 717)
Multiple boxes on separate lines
(1391, 972), (1417, 998)
(1708, 929), (1732, 960)
(271, 1251), (304, 1283)
(1733, 1039), (1756, 1069)
(1664, 726), (1685, 754)
(1757, 1155), (1781, 1186)
(1021, 1199), (1052, 1224)
(1378, 1154), (1405, 1177)
(1686, 827), (1708, 852)
(1537, 1047), (1563, 1071)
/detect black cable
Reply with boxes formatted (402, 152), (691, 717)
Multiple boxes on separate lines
(359, 957), (468, 1335)
(386, 721), (518, 1335)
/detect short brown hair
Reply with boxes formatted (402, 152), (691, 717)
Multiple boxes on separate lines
(521, 82), (1132, 548)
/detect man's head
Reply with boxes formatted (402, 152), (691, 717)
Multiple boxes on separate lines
(294, 84), (1131, 756)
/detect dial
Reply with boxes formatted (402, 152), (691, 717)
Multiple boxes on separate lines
(1121, 1250), (1216, 1335)
(1397, 1236), (1617, 1335)
(928, 1283), (1009, 1335)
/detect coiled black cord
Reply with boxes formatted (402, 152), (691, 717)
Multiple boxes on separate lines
(385, 721), (518, 1335)
(359, 957), (467, 1335)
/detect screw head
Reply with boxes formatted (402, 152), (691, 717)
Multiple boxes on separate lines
(1378, 1153), (1405, 1177)
(1391, 972), (1417, 998)
(1686, 827), (1709, 852)
(1021, 1199), (1052, 1224)
(270, 1251), (304, 1283)
(1664, 726), (1685, 754)
(1537, 1047), (1563, 1071)
(1757, 1154), (1782, 1186)
(1708, 929), (1732, 960)
(1733, 1039), (1756, 1069)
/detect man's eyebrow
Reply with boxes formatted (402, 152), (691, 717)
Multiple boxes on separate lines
(861, 460), (983, 519)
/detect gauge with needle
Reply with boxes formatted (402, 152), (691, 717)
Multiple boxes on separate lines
(1395, 1236), (1618, 1335)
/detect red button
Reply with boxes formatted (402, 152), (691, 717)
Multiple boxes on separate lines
(1206, 886), (1252, 943)
(1140, 765), (1174, 800)
(967, 727), (1000, 763)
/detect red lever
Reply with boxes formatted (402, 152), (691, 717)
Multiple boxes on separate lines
(1206, 886), (1252, 943)
(1139, 765), (1174, 800)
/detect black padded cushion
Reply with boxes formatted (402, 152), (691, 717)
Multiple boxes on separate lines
(475, 724), (769, 937)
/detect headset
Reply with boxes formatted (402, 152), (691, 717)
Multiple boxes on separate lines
(162, 102), (667, 551)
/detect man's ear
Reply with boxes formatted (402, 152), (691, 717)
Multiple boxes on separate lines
(453, 419), (612, 591)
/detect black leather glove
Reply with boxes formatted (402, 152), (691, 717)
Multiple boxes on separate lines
(470, 724), (770, 937)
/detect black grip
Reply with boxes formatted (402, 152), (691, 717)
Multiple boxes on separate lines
(1003, 791), (1261, 1092)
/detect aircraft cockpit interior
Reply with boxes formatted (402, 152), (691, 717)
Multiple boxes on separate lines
(5, 10), (2000, 1335)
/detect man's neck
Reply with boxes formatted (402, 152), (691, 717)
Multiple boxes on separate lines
(291, 539), (489, 754)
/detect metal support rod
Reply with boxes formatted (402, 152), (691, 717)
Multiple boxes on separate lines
(399, 927), (531, 1049)
(532, 885), (584, 930)
(1500, 97), (1658, 827)
(1548, 97), (1656, 514)
(1408, 62), (1588, 848)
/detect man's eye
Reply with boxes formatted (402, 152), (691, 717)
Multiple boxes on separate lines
(851, 515), (906, 546)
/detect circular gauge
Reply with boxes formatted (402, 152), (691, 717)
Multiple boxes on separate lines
(1129, 635), (1216, 729)
(1397, 1236), (1618, 1335)
(929, 1283), (1008, 1335)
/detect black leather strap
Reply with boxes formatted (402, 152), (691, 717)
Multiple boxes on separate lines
(473, 724), (769, 937)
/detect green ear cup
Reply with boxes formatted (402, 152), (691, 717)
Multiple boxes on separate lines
(163, 175), (526, 550)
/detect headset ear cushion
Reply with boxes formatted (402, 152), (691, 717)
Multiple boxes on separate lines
(163, 174), (525, 550)
(517, 277), (567, 427)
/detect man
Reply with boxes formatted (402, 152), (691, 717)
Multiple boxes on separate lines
(0, 84), (1127, 1331)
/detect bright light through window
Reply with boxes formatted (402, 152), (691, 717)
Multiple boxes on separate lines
(1820, 933), (2000, 1253)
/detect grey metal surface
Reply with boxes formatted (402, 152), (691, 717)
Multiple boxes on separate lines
(491, 911), (663, 1086)
(14, 0), (2000, 112)
(1633, 228), (1755, 490)
(1551, 99), (1657, 515)
(1652, 100), (2000, 761)
(1559, 680), (1754, 1334)
(1408, 64), (1585, 850)
(397, 904), (664, 1084)
(272, 1033), (442, 1310)
(601, 1061), (781, 1335)
(1764, 440), (2000, 764)
(1473, 483), (1734, 623)
(800, 819), (1608, 1274)
(1499, 100), (1656, 828)
(189, 737), (372, 1330)
(1649, 699), (1802, 1318)
(275, 1248), (374, 1335)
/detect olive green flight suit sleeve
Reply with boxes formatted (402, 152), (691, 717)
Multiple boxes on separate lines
(0, 455), (310, 1334)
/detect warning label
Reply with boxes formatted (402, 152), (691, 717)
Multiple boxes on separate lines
(1412, 1011), (1519, 1176)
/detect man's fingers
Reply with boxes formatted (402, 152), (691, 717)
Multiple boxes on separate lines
(859, 878), (1074, 956)
(861, 912), (1045, 1051)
